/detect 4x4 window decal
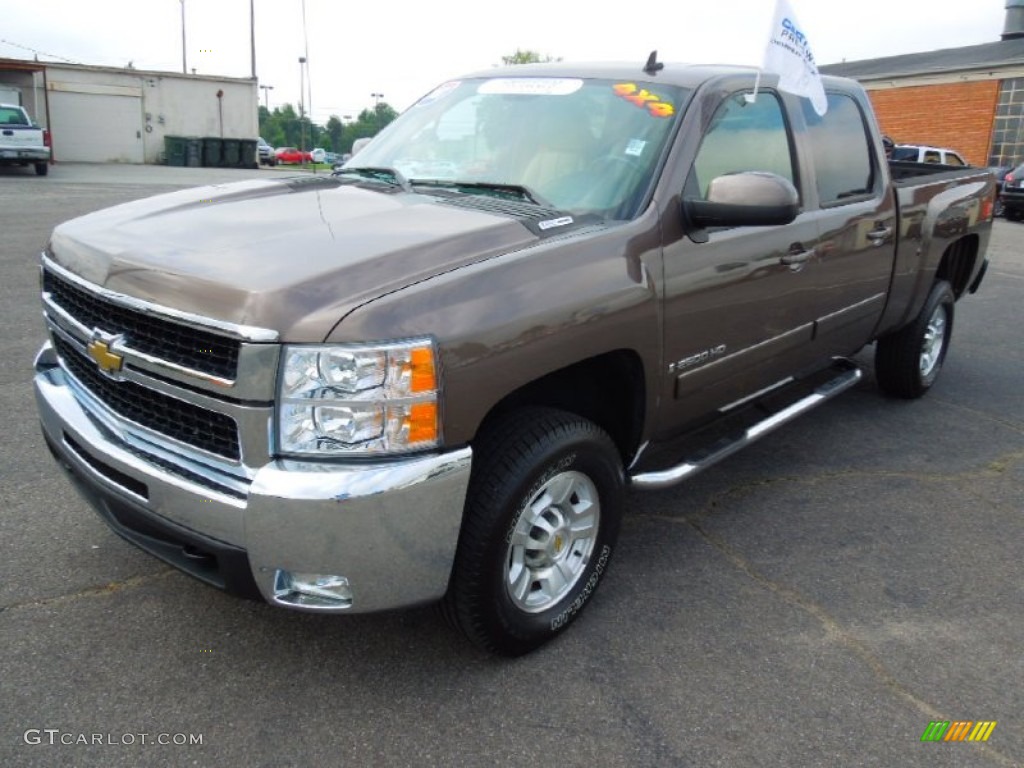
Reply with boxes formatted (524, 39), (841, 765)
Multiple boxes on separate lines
(613, 83), (675, 118)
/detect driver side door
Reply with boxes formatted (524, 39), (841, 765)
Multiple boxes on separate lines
(657, 87), (825, 436)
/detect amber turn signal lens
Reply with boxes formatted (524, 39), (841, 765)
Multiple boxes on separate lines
(410, 346), (437, 393)
(407, 402), (438, 443)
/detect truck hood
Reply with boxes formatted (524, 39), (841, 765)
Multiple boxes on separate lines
(48, 176), (540, 341)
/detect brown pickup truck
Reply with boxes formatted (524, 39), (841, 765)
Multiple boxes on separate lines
(34, 61), (995, 656)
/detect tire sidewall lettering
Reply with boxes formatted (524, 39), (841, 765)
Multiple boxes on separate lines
(550, 543), (612, 631)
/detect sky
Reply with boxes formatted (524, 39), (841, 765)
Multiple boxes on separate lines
(0, 0), (1011, 124)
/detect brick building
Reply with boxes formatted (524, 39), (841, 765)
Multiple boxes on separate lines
(821, 7), (1024, 168)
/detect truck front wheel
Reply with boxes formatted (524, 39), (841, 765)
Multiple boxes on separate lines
(444, 408), (623, 656)
(875, 280), (955, 398)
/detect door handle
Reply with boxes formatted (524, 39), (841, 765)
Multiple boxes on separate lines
(867, 224), (892, 245)
(780, 245), (813, 270)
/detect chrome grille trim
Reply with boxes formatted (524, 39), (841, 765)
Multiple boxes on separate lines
(49, 324), (273, 469)
(41, 253), (279, 342)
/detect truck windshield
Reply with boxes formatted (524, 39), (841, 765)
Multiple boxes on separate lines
(347, 77), (689, 219)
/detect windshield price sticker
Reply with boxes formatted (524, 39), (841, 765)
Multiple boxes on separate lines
(478, 78), (584, 96)
(613, 83), (675, 118)
(625, 139), (647, 157)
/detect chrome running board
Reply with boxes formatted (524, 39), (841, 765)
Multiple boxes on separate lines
(630, 361), (862, 491)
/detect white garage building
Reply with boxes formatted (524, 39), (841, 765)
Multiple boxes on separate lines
(0, 57), (258, 165)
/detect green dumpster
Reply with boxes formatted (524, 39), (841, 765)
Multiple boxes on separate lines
(238, 138), (258, 169)
(185, 138), (202, 167)
(220, 139), (241, 168)
(202, 137), (223, 167)
(164, 135), (187, 167)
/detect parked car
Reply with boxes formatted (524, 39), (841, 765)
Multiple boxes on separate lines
(311, 148), (326, 164)
(274, 147), (312, 164)
(0, 103), (50, 176)
(986, 164), (1013, 216)
(34, 64), (995, 656)
(1000, 162), (1024, 220)
(257, 137), (276, 166)
(891, 144), (968, 166)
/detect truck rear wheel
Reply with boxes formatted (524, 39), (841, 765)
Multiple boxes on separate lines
(875, 280), (955, 398)
(444, 408), (623, 656)
(34, 162), (48, 176)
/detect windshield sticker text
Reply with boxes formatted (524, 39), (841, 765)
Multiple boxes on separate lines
(538, 216), (574, 231)
(478, 78), (584, 96)
(613, 83), (675, 118)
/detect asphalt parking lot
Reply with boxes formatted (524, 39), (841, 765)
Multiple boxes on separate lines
(1, 163), (1021, 767)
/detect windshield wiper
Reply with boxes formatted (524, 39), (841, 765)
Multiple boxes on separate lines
(332, 166), (412, 193)
(408, 179), (550, 207)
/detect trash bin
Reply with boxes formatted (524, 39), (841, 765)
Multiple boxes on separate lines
(185, 137), (202, 168)
(221, 139), (241, 168)
(164, 135), (186, 167)
(202, 137), (223, 168)
(238, 139), (258, 169)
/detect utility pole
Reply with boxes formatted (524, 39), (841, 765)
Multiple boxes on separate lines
(250, 0), (256, 80)
(299, 57), (307, 160)
(180, 0), (187, 74)
(260, 85), (273, 111)
(371, 93), (384, 131)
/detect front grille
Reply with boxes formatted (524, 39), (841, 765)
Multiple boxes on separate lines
(53, 335), (241, 460)
(43, 269), (240, 379)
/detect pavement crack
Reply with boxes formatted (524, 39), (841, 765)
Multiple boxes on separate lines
(0, 569), (176, 613)
(682, 516), (1019, 768)
(931, 397), (1024, 435)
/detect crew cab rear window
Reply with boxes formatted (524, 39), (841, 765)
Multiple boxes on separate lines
(690, 91), (795, 199)
(801, 94), (875, 206)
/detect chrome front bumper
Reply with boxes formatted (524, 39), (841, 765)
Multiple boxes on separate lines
(34, 342), (473, 613)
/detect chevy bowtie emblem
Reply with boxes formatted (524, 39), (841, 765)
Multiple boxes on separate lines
(87, 338), (124, 375)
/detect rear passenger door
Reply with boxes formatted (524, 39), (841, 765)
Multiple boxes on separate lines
(796, 92), (897, 357)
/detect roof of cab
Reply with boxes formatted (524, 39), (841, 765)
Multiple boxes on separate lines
(456, 61), (859, 92)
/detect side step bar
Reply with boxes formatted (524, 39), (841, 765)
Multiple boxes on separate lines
(630, 361), (863, 491)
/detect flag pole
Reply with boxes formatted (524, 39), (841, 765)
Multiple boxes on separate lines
(746, 69), (762, 104)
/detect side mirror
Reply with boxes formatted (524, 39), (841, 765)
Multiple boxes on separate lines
(683, 171), (800, 230)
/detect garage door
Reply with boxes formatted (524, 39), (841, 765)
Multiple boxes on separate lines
(49, 90), (144, 163)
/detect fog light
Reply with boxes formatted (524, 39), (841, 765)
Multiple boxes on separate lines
(273, 570), (353, 609)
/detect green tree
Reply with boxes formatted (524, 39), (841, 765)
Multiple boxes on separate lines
(325, 115), (344, 153)
(500, 49), (561, 65)
(341, 103), (399, 152)
(258, 102), (399, 154)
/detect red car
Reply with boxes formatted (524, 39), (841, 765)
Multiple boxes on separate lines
(274, 147), (312, 164)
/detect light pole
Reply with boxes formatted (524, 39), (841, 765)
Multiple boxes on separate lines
(260, 84), (273, 111)
(370, 93), (384, 131)
(299, 57), (307, 161)
(179, 0), (187, 74)
(249, 0), (256, 80)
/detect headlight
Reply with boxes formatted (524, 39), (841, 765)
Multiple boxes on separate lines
(277, 339), (440, 456)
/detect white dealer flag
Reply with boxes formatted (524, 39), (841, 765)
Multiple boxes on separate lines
(755, 0), (828, 115)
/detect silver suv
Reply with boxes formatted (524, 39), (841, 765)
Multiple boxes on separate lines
(257, 137), (276, 166)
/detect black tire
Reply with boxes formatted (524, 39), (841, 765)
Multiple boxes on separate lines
(34, 162), (48, 176)
(875, 280), (955, 399)
(444, 407), (624, 656)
